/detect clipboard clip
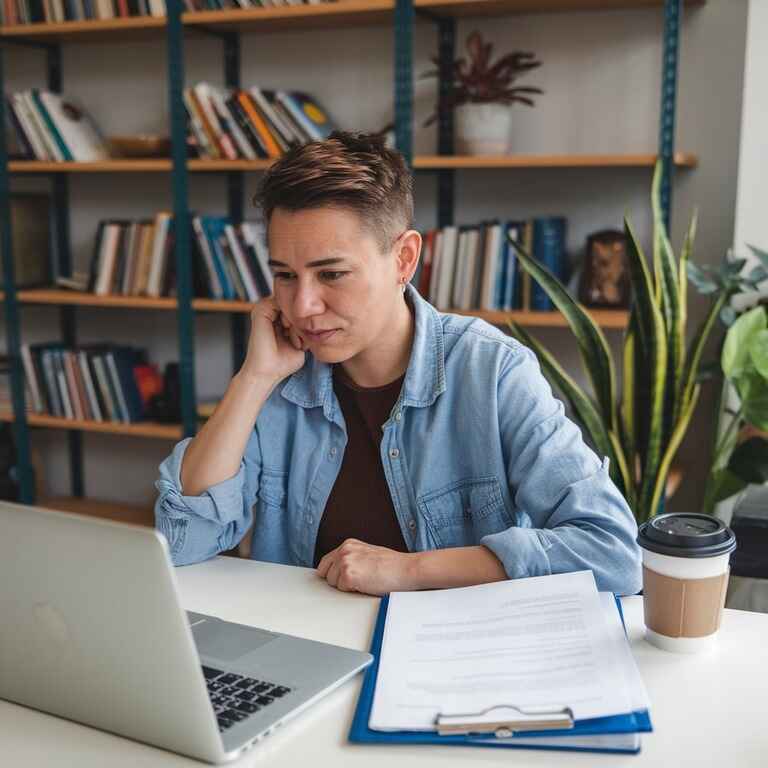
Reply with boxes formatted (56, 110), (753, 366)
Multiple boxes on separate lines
(435, 704), (575, 738)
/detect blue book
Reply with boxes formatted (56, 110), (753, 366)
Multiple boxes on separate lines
(492, 220), (508, 310)
(201, 216), (234, 300)
(349, 594), (651, 755)
(503, 222), (522, 310)
(531, 217), (567, 311)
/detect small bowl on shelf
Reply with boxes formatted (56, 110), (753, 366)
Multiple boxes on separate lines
(108, 134), (172, 159)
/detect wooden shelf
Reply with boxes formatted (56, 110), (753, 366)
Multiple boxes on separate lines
(12, 288), (256, 312)
(16, 289), (178, 310)
(414, 0), (704, 18)
(414, 153), (698, 169)
(451, 307), (629, 328)
(183, 1), (394, 33)
(0, 15), (166, 41)
(9, 291), (628, 327)
(8, 153), (698, 174)
(39, 495), (154, 527)
(0, 411), (183, 439)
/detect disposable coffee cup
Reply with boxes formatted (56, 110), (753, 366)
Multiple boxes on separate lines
(637, 513), (737, 654)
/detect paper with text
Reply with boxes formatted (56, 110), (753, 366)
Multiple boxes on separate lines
(369, 571), (634, 731)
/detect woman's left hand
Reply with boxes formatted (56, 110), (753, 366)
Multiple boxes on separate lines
(316, 539), (416, 596)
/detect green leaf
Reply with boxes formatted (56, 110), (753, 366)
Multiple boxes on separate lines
(749, 329), (768, 379)
(720, 305), (738, 327)
(723, 258), (747, 277)
(747, 243), (768, 269)
(712, 468), (749, 504)
(728, 437), (768, 485)
(507, 320), (628, 499)
(508, 234), (618, 431)
(738, 372), (768, 431)
(624, 217), (668, 518)
(747, 266), (768, 284)
(687, 262), (719, 294)
(722, 305), (767, 379)
(648, 383), (700, 522)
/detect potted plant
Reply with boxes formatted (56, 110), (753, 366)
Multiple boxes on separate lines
(421, 30), (543, 155)
(504, 163), (765, 522)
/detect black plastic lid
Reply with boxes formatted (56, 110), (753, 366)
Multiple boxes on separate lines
(637, 513), (737, 558)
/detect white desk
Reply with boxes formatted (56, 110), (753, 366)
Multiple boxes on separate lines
(2, 557), (766, 767)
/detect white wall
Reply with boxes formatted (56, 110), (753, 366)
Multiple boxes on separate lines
(1, 0), (748, 508)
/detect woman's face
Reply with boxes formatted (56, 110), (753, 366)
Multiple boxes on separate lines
(267, 206), (410, 365)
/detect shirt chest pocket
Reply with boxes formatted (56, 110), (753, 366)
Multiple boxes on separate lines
(417, 476), (512, 548)
(258, 468), (288, 511)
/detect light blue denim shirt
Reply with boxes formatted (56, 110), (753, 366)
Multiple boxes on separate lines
(155, 285), (642, 595)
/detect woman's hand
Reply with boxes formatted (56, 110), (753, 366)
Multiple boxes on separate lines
(241, 297), (306, 385)
(316, 539), (417, 596)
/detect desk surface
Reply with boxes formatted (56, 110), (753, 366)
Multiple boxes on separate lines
(2, 557), (766, 767)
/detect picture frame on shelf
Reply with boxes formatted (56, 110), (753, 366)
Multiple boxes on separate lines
(578, 229), (630, 309)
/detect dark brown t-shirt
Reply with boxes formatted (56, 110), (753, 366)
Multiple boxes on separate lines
(312, 365), (408, 566)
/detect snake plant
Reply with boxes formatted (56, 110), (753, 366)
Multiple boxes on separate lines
(506, 162), (729, 523)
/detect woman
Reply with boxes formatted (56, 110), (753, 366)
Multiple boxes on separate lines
(155, 131), (641, 597)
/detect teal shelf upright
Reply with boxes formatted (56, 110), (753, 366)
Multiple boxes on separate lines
(166, 0), (197, 439)
(0, 43), (34, 504)
(659, 0), (682, 232)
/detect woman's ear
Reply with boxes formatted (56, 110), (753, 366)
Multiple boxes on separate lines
(396, 229), (422, 284)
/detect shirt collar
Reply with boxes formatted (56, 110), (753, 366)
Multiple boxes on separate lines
(280, 283), (446, 413)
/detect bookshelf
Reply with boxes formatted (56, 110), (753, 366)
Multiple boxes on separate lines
(0, 0), (698, 510)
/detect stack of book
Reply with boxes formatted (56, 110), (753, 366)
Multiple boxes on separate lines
(20, 344), (162, 424)
(185, 83), (338, 160)
(0, 0), (338, 24)
(416, 217), (568, 312)
(6, 90), (109, 163)
(192, 216), (272, 301)
(78, 213), (272, 302)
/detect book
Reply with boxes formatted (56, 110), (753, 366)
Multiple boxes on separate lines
(36, 90), (109, 162)
(275, 90), (338, 141)
(531, 217), (568, 311)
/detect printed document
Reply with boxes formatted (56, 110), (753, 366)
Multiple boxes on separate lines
(369, 570), (635, 731)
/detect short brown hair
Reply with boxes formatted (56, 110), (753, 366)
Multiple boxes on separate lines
(253, 131), (414, 253)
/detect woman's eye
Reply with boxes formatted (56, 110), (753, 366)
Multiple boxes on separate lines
(321, 271), (347, 282)
(273, 273), (295, 281)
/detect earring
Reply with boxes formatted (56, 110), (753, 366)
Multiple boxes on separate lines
(400, 277), (407, 293)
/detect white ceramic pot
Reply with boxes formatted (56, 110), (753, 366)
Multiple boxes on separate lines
(454, 102), (512, 155)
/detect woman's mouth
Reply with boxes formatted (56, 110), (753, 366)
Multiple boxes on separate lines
(301, 329), (339, 344)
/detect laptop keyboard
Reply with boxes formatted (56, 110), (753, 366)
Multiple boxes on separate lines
(202, 666), (292, 732)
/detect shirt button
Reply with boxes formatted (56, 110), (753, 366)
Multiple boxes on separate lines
(389, 448), (399, 459)
(306, 515), (314, 525)
(408, 519), (416, 531)
(329, 446), (337, 458)
(395, 412), (402, 421)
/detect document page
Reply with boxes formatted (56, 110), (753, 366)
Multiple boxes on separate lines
(369, 571), (633, 731)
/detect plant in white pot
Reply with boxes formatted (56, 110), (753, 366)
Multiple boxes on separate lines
(422, 30), (543, 155)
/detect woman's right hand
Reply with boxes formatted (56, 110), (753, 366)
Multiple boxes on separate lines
(241, 297), (307, 385)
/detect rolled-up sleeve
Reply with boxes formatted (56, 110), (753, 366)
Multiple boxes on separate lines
(154, 437), (257, 566)
(480, 347), (642, 596)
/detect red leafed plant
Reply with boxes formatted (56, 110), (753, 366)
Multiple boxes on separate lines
(422, 30), (543, 126)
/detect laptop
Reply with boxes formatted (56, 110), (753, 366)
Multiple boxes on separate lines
(0, 501), (372, 763)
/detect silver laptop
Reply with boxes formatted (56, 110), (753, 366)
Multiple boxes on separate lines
(0, 501), (372, 763)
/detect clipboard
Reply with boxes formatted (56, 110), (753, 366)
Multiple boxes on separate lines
(348, 594), (652, 755)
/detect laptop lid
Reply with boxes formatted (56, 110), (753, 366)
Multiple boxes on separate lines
(0, 501), (226, 763)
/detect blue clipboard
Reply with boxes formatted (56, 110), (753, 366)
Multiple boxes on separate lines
(349, 594), (652, 755)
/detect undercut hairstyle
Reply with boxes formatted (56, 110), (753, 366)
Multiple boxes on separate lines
(253, 130), (414, 254)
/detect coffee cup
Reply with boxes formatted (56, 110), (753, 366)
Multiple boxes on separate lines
(636, 513), (737, 654)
